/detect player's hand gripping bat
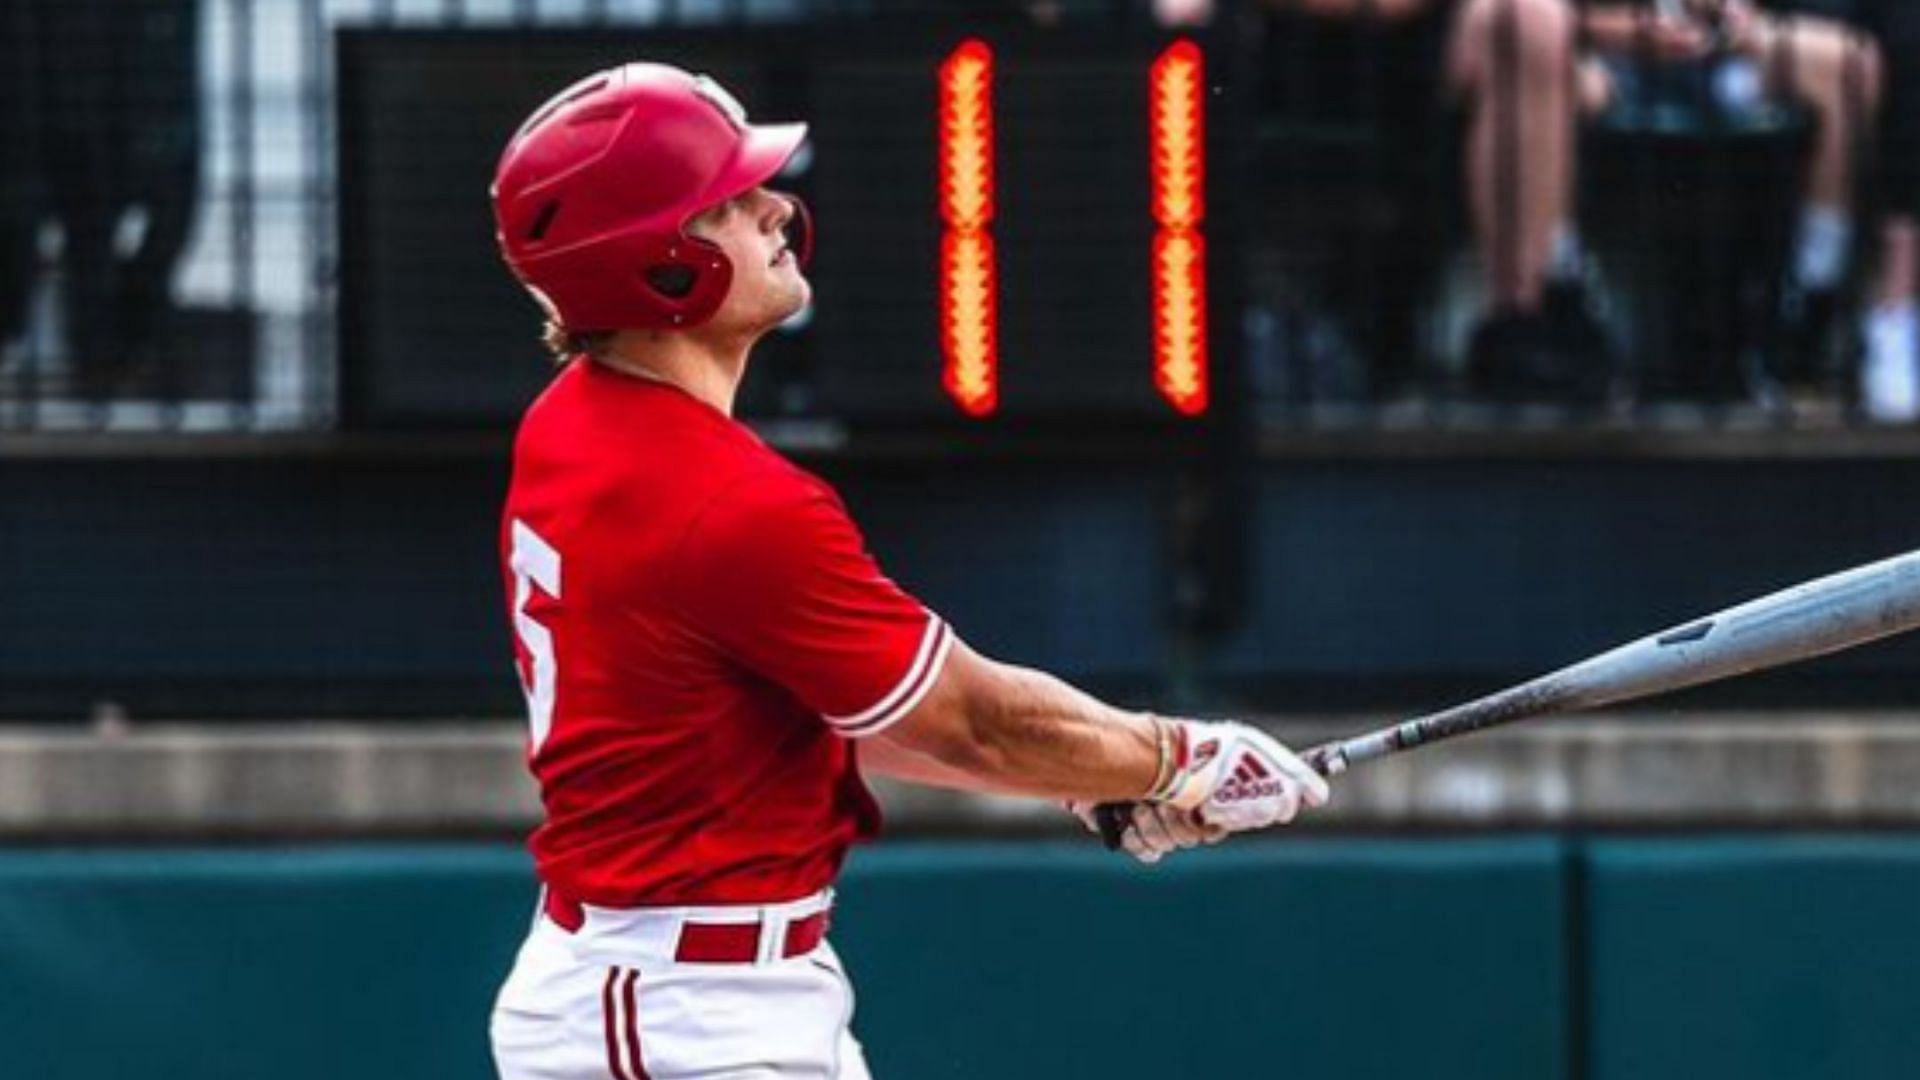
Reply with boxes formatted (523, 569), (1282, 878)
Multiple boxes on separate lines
(1096, 548), (1920, 851)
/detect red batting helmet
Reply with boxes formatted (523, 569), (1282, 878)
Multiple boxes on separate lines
(491, 63), (811, 332)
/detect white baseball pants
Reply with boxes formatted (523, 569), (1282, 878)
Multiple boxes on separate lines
(491, 890), (872, 1080)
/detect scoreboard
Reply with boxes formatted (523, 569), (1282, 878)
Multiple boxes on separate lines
(338, 25), (1234, 429)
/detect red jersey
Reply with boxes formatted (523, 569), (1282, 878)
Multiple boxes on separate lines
(500, 359), (950, 906)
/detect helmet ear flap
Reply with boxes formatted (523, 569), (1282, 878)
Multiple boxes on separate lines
(635, 232), (733, 327)
(644, 264), (698, 299)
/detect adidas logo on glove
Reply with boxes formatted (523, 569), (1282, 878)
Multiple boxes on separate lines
(1211, 756), (1287, 805)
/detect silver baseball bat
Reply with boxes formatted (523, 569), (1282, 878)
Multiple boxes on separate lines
(1097, 548), (1920, 849)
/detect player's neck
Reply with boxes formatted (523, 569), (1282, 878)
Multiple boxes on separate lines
(600, 331), (749, 416)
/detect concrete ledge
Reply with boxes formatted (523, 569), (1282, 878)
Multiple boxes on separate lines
(0, 725), (535, 836)
(4, 714), (1920, 837)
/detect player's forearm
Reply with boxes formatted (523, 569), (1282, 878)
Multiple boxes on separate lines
(954, 661), (1162, 800)
(881, 643), (1162, 802)
(858, 735), (1032, 796)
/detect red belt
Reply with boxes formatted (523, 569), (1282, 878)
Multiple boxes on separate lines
(544, 890), (831, 964)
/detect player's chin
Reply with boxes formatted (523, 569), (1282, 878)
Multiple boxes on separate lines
(776, 274), (812, 316)
(749, 285), (811, 338)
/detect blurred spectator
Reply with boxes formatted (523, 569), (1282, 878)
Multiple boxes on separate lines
(1860, 1), (1919, 421)
(1164, 0), (1617, 403)
(1454, 0), (1618, 401)
(1583, 0), (1881, 401)
(1167, 0), (1889, 408)
(1787, 0), (1920, 421)
(0, 0), (200, 400)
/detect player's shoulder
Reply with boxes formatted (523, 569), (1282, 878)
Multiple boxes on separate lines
(658, 456), (871, 620)
(512, 360), (606, 464)
(695, 450), (838, 533)
(670, 448), (850, 573)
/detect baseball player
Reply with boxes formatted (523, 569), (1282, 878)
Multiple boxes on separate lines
(486, 62), (1330, 1080)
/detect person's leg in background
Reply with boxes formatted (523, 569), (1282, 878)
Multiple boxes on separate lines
(1449, 0), (1613, 400)
(37, 0), (123, 400)
(1452, 0), (1580, 316)
(108, 0), (202, 399)
(1740, 5), (1882, 387)
(35, 0), (199, 404)
(1858, 0), (1918, 421)
(1862, 217), (1918, 418)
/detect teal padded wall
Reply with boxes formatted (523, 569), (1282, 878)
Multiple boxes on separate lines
(0, 840), (1570, 1080)
(837, 840), (1571, 1080)
(10, 835), (1920, 1080)
(1583, 838), (1920, 1080)
(0, 848), (534, 1080)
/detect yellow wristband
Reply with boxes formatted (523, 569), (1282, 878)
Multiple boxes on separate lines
(1142, 715), (1176, 803)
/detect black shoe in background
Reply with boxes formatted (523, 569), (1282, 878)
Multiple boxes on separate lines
(1771, 285), (1845, 394)
(1465, 286), (1613, 405)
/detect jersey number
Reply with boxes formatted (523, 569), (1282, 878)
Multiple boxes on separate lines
(509, 519), (562, 753)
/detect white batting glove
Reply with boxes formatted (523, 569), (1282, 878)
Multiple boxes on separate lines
(1067, 800), (1225, 864)
(1148, 719), (1331, 832)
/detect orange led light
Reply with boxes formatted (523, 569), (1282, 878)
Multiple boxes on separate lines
(1149, 39), (1209, 417)
(939, 40), (995, 230)
(1149, 40), (1205, 229)
(1152, 231), (1208, 415)
(941, 230), (998, 416)
(938, 39), (999, 417)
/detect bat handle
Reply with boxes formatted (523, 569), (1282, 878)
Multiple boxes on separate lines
(1092, 803), (1133, 851)
(1091, 740), (1345, 852)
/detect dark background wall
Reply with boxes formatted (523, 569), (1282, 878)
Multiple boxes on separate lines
(6, 447), (1920, 719)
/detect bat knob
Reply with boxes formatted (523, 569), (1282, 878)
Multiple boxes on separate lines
(1093, 802), (1133, 851)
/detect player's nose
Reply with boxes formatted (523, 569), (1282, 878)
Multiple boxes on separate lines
(761, 189), (796, 234)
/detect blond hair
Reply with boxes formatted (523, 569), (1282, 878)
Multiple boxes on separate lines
(541, 321), (616, 366)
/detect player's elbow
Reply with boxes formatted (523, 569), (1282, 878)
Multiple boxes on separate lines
(885, 641), (1025, 778)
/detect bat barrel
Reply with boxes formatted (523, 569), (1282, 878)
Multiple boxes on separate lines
(1546, 549), (1920, 711)
(1099, 549), (1920, 854)
(1323, 549), (1920, 764)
